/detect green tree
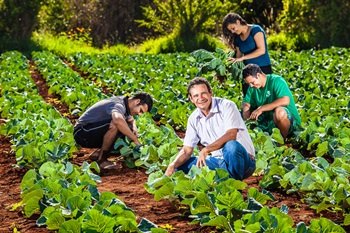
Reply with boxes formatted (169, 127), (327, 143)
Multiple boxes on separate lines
(137, 0), (235, 38)
(278, 0), (316, 49)
(90, 0), (144, 47)
(278, 0), (350, 49)
(37, 0), (152, 47)
(312, 0), (350, 48)
(0, 0), (42, 40)
(37, 0), (97, 43)
(233, 0), (283, 33)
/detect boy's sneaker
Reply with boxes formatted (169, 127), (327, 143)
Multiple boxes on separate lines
(98, 160), (118, 175)
(88, 149), (101, 161)
(98, 160), (118, 169)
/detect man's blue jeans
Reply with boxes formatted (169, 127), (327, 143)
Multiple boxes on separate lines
(177, 140), (256, 180)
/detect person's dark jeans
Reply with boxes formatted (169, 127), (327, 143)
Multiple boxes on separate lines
(177, 140), (256, 180)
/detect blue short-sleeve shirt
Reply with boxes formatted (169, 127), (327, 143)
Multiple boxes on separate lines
(234, 24), (271, 67)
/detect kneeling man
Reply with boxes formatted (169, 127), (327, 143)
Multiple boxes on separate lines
(165, 77), (255, 180)
(74, 93), (153, 169)
(242, 64), (301, 139)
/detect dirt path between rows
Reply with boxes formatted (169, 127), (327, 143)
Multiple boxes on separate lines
(0, 59), (347, 232)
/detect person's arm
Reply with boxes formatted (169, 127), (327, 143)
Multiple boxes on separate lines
(196, 129), (237, 167)
(126, 116), (138, 136)
(250, 96), (290, 120)
(165, 146), (194, 176)
(242, 102), (251, 120)
(243, 32), (266, 60)
(112, 112), (141, 145)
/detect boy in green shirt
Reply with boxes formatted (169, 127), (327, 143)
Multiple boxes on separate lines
(242, 64), (301, 138)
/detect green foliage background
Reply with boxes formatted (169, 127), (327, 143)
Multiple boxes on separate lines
(0, 0), (349, 52)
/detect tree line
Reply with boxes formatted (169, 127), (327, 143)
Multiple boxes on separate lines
(0, 0), (349, 51)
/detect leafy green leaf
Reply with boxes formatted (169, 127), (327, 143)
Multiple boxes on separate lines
(82, 209), (116, 233)
(59, 219), (81, 233)
(271, 128), (285, 145)
(316, 141), (328, 157)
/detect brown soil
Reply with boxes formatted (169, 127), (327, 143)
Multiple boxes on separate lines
(0, 135), (49, 233)
(0, 61), (347, 233)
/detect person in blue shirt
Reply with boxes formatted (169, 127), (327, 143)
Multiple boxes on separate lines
(222, 12), (272, 96)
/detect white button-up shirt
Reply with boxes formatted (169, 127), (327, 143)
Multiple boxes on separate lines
(183, 97), (255, 158)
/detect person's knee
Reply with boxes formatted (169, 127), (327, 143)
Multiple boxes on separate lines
(223, 140), (240, 154)
(273, 107), (288, 122)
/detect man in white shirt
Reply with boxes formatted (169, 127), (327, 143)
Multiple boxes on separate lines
(165, 77), (255, 180)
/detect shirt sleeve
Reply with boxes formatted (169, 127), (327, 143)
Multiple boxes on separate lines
(250, 25), (264, 37)
(222, 100), (245, 131)
(110, 103), (126, 116)
(183, 115), (199, 148)
(274, 77), (292, 99)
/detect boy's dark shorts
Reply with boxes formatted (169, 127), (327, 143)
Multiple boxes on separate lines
(258, 107), (299, 136)
(73, 119), (124, 148)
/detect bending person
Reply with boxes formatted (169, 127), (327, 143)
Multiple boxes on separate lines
(222, 12), (272, 95)
(73, 93), (153, 170)
(242, 64), (301, 139)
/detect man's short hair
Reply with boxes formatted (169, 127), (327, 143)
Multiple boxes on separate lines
(187, 77), (212, 96)
(242, 64), (263, 79)
(131, 93), (153, 112)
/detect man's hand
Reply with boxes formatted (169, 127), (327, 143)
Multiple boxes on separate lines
(249, 106), (263, 120)
(242, 102), (251, 120)
(165, 163), (176, 176)
(196, 147), (209, 168)
(165, 146), (194, 177)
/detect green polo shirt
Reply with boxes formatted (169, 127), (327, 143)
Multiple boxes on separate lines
(243, 74), (301, 132)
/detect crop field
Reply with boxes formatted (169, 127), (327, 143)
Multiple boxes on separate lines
(0, 47), (349, 232)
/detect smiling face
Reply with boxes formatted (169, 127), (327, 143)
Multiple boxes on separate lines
(188, 84), (212, 115)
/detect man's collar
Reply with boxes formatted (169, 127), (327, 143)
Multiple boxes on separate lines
(210, 98), (219, 113)
(197, 97), (219, 118)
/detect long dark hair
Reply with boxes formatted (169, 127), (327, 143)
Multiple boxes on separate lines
(222, 13), (247, 50)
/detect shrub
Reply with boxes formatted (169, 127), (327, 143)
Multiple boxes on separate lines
(32, 32), (132, 56)
(138, 33), (225, 54)
(268, 32), (296, 51)
(0, 35), (41, 55)
(277, 0), (350, 49)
